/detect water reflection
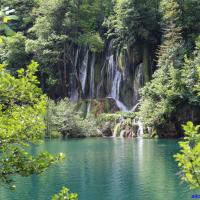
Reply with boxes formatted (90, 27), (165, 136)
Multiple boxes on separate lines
(0, 139), (199, 200)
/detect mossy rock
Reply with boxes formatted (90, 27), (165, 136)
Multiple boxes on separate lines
(74, 98), (120, 118)
(90, 98), (120, 116)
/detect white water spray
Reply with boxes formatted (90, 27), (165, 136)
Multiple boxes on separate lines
(79, 49), (89, 95)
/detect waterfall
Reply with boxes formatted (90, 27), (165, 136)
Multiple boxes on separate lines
(120, 130), (125, 138)
(97, 61), (106, 98)
(90, 54), (95, 98)
(138, 63), (144, 86)
(75, 48), (79, 67)
(107, 55), (115, 82)
(111, 70), (121, 99)
(69, 70), (78, 101)
(133, 118), (144, 138)
(137, 121), (144, 137)
(68, 41), (149, 114)
(70, 49), (79, 101)
(113, 123), (121, 137)
(110, 70), (128, 112)
(130, 103), (139, 112)
(115, 100), (129, 112)
(79, 49), (89, 95)
(70, 85), (78, 101)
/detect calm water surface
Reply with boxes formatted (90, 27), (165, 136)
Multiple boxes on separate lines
(0, 138), (199, 200)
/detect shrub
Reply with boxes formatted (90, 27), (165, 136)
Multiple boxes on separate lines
(45, 98), (97, 138)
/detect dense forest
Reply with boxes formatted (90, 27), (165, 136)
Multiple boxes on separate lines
(0, 0), (199, 138)
(0, 0), (200, 199)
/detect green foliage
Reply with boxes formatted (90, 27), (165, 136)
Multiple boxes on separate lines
(196, 66), (200, 96)
(78, 33), (104, 52)
(0, 32), (30, 68)
(139, 50), (200, 127)
(24, 0), (113, 92)
(96, 111), (136, 133)
(158, 0), (183, 69)
(97, 111), (135, 125)
(138, 1), (200, 128)
(28, 0), (109, 52)
(97, 113), (122, 126)
(0, 7), (18, 37)
(0, 61), (64, 188)
(105, 0), (161, 48)
(46, 98), (97, 138)
(52, 187), (78, 200)
(1, 0), (35, 32)
(174, 122), (200, 188)
(178, 0), (200, 50)
(0, 7), (18, 44)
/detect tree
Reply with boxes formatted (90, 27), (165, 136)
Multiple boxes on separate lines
(1, 0), (36, 32)
(138, 0), (183, 127)
(138, 0), (200, 134)
(178, 0), (200, 50)
(174, 47), (200, 188)
(0, 7), (18, 43)
(0, 61), (64, 188)
(0, 32), (30, 68)
(174, 122), (200, 188)
(157, 0), (183, 69)
(26, 0), (107, 97)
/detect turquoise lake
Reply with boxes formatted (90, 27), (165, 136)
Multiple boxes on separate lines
(0, 138), (199, 200)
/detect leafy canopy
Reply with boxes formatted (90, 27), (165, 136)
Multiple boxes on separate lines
(0, 61), (64, 188)
(52, 187), (78, 200)
(174, 122), (200, 188)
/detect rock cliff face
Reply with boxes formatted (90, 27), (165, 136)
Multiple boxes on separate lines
(156, 104), (200, 138)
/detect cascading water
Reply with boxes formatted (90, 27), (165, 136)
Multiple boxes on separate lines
(79, 49), (89, 95)
(70, 49), (79, 101)
(131, 103), (139, 112)
(96, 61), (106, 98)
(133, 118), (144, 138)
(109, 66), (128, 111)
(107, 54), (115, 82)
(90, 54), (95, 98)
(71, 41), (144, 111)
(120, 130), (125, 138)
(67, 42), (149, 138)
(132, 63), (144, 105)
(69, 78), (78, 101)
(111, 70), (121, 99)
